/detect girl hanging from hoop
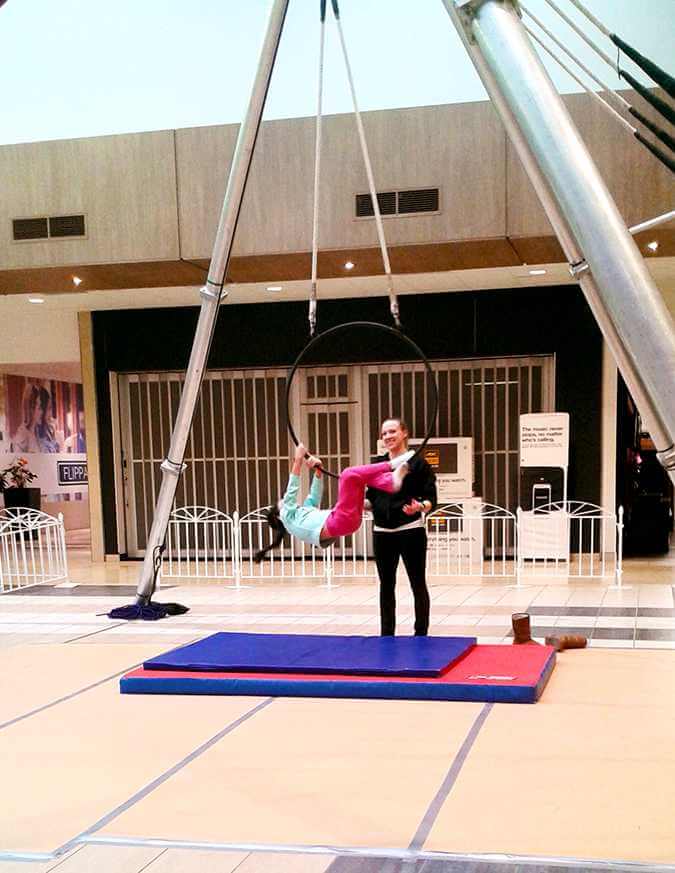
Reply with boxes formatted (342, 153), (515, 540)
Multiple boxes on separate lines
(254, 442), (413, 561)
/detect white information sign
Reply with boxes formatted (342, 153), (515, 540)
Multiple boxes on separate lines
(518, 510), (570, 560)
(519, 413), (569, 468)
(407, 438), (474, 501)
(0, 453), (88, 496)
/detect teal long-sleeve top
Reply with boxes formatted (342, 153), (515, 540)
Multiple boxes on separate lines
(279, 472), (331, 548)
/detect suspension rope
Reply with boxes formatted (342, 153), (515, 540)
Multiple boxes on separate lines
(540, 0), (617, 72)
(522, 5), (628, 111)
(542, 0), (675, 103)
(308, 1), (328, 337)
(525, 26), (632, 133)
(525, 25), (675, 174)
(618, 69), (675, 128)
(564, 0), (675, 98)
(329, 0), (401, 327)
(565, 0), (610, 37)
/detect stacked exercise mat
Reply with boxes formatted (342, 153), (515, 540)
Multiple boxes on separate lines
(121, 633), (555, 703)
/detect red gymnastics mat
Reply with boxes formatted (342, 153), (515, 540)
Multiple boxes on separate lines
(121, 642), (556, 703)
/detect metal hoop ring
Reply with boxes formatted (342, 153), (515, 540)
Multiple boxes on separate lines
(285, 321), (439, 479)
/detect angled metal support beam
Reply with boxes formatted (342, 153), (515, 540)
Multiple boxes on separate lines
(442, 0), (675, 483)
(135, 0), (291, 602)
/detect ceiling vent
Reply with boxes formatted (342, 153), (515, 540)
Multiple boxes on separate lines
(355, 187), (440, 219)
(12, 214), (86, 242)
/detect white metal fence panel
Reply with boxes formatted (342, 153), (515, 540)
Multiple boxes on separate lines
(329, 513), (376, 578)
(0, 509), (69, 592)
(238, 507), (326, 580)
(517, 501), (620, 580)
(164, 506), (237, 580)
(426, 502), (518, 578)
(159, 500), (622, 584)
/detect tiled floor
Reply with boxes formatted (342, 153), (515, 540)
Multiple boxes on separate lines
(1, 551), (674, 872)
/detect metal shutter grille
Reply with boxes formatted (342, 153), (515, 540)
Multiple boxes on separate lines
(355, 191), (396, 217)
(397, 188), (439, 214)
(12, 217), (49, 240)
(48, 215), (86, 237)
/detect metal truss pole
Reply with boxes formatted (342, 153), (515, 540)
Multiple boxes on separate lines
(135, 0), (290, 602)
(443, 0), (675, 484)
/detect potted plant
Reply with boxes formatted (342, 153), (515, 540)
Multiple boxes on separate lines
(0, 457), (41, 512)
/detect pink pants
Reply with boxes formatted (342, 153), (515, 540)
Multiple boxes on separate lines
(323, 462), (394, 539)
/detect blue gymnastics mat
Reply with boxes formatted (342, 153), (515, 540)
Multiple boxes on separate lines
(143, 632), (477, 678)
(123, 645), (556, 703)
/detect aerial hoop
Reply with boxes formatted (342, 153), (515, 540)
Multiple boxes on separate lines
(285, 321), (439, 479)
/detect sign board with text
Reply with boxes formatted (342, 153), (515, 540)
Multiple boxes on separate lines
(0, 453), (88, 496)
(519, 413), (569, 469)
(408, 437), (474, 501)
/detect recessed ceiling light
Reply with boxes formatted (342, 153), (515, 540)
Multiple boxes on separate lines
(528, 269), (547, 276)
(72, 275), (83, 286)
(646, 240), (659, 252)
(266, 285), (283, 292)
(344, 261), (355, 270)
(28, 296), (45, 304)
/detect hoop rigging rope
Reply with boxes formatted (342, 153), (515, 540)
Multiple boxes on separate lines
(308, 1), (327, 337)
(329, 0), (400, 328)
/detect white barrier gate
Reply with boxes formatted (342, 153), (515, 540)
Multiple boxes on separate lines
(517, 501), (621, 581)
(164, 506), (237, 580)
(427, 503), (517, 578)
(0, 509), (69, 592)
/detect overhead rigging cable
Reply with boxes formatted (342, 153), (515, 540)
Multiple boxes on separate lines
(328, 0), (400, 328)
(522, 6), (675, 164)
(541, 0), (675, 124)
(308, 0), (328, 337)
(564, 0), (675, 99)
(524, 25), (675, 174)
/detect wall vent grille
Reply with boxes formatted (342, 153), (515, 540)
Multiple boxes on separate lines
(355, 187), (440, 219)
(49, 214), (86, 238)
(12, 214), (86, 241)
(12, 217), (49, 240)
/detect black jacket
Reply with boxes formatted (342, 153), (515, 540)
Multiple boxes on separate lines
(366, 454), (437, 530)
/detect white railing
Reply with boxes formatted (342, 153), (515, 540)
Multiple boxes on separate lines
(516, 501), (621, 582)
(0, 509), (69, 592)
(164, 506), (237, 580)
(426, 502), (518, 578)
(238, 506), (325, 580)
(160, 501), (623, 585)
(328, 512), (376, 579)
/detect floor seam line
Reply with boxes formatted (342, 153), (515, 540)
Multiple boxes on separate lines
(51, 697), (275, 857)
(407, 700), (494, 852)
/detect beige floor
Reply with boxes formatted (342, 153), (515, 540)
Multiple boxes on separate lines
(1, 551), (674, 872)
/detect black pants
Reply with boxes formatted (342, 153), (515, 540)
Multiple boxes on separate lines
(374, 527), (430, 636)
